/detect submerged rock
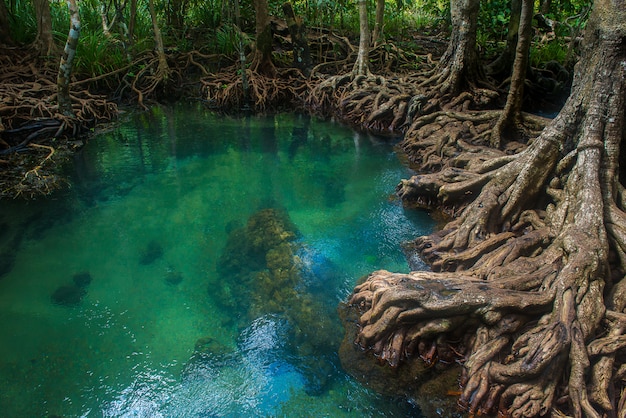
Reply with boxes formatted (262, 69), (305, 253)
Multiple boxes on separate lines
(139, 239), (163, 265)
(51, 284), (86, 306)
(214, 207), (343, 395)
(165, 269), (183, 285)
(72, 271), (92, 287)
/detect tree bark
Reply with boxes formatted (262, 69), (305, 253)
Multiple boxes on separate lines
(147, 0), (170, 80)
(166, 0), (187, 32)
(486, 0), (521, 77)
(33, 0), (54, 56)
(0, 0), (12, 46)
(128, 0), (137, 50)
(427, 0), (481, 96)
(490, 0), (533, 147)
(352, 0), (371, 76)
(56, 0), (80, 117)
(233, 0), (249, 103)
(344, 0), (626, 416)
(251, 0), (276, 76)
(282, 2), (312, 76)
(371, 0), (384, 46)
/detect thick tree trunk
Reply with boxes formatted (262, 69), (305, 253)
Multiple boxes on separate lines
(282, 2), (312, 76)
(57, 0), (80, 117)
(33, 0), (54, 56)
(147, 0), (170, 80)
(0, 0), (12, 46)
(343, 0), (626, 416)
(425, 0), (481, 96)
(371, 0), (384, 46)
(251, 0), (276, 76)
(491, 0), (533, 147)
(352, 0), (371, 76)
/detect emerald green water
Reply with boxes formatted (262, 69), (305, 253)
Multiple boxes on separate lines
(0, 106), (434, 417)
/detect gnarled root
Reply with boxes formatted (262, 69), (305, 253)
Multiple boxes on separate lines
(344, 59), (625, 416)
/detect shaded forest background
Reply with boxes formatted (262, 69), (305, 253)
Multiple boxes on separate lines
(0, 0), (587, 197)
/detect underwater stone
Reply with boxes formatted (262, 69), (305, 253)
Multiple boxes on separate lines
(165, 270), (183, 285)
(139, 239), (164, 265)
(51, 284), (86, 306)
(72, 272), (92, 287)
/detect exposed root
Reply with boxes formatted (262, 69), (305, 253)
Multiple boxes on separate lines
(341, 14), (626, 416)
(202, 65), (309, 111)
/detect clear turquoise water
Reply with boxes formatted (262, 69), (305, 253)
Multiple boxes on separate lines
(0, 105), (434, 417)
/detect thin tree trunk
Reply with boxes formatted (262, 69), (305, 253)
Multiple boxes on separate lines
(282, 2), (312, 76)
(57, 0), (80, 117)
(491, 0), (533, 147)
(540, 0), (551, 14)
(100, 2), (112, 37)
(486, 0), (521, 77)
(233, 0), (249, 104)
(33, 0), (54, 56)
(128, 0), (137, 50)
(148, 0), (170, 79)
(371, 0), (384, 46)
(352, 0), (370, 75)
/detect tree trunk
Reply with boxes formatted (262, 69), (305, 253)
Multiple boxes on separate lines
(490, 0), (533, 147)
(57, 0), (80, 117)
(0, 0), (13, 46)
(166, 0), (187, 33)
(148, 0), (170, 79)
(486, 0), (521, 77)
(233, 0), (249, 104)
(100, 2), (111, 37)
(128, 0), (137, 50)
(371, 0), (384, 46)
(540, 0), (551, 14)
(282, 2), (312, 76)
(429, 0), (481, 96)
(352, 0), (371, 76)
(343, 0), (626, 416)
(33, 0), (54, 56)
(251, 0), (276, 76)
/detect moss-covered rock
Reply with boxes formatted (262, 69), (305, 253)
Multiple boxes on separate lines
(214, 206), (343, 394)
(51, 284), (86, 306)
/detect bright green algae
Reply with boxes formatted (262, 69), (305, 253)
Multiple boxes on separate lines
(0, 106), (434, 417)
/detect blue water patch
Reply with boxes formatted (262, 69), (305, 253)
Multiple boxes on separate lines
(0, 106), (434, 417)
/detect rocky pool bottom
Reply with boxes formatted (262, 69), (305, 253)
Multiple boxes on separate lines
(0, 106), (436, 417)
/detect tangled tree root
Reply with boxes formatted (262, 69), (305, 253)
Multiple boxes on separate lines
(308, 60), (500, 136)
(341, 14), (626, 416)
(0, 48), (120, 198)
(202, 65), (310, 111)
